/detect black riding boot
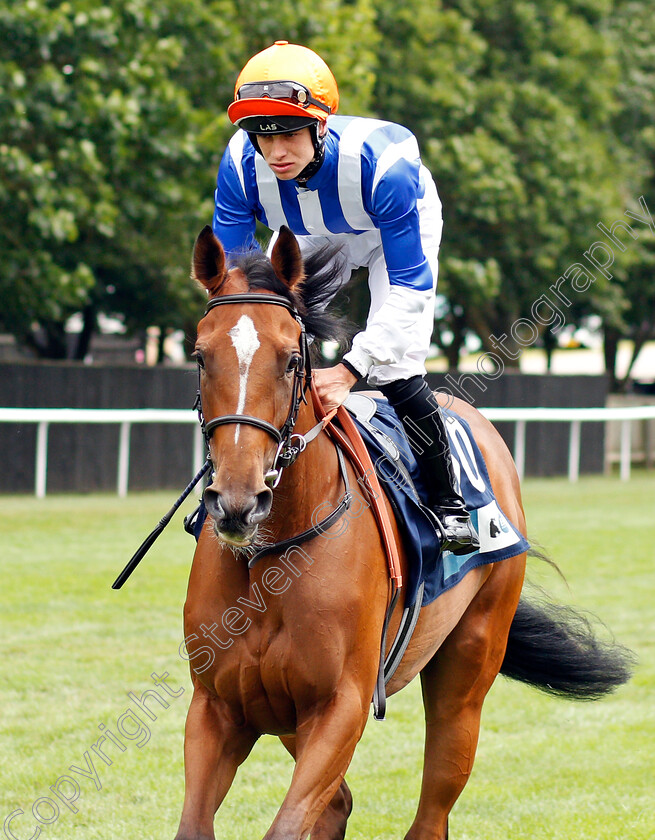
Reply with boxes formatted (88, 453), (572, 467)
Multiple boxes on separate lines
(380, 376), (480, 556)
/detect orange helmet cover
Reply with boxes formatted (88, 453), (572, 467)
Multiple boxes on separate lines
(228, 41), (339, 126)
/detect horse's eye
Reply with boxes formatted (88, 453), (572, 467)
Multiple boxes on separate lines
(193, 350), (205, 369)
(286, 355), (301, 373)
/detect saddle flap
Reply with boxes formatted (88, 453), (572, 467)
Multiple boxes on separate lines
(343, 392), (377, 423)
(344, 393), (401, 461)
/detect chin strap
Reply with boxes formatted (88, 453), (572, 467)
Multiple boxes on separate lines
(295, 122), (326, 184)
(247, 121), (327, 185)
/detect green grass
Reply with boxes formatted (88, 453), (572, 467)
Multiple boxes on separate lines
(1, 475), (653, 839)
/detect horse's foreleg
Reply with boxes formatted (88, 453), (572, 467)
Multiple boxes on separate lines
(279, 735), (353, 840)
(264, 682), (368, 840)
(405, 554), (525, 840)
(175, 681), (257, 840)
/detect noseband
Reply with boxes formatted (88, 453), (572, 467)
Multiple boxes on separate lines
(195, 293), (312, 487)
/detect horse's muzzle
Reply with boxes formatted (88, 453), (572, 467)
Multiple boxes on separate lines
(203, 484), (273, 545)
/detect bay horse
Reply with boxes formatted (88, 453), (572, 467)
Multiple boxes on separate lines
(176, 225), (632, 840)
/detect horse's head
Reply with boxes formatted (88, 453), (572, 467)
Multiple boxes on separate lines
(192, 226), (309, 547)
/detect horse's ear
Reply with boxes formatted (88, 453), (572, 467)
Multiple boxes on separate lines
(192, 226), (226, 295)
(270, 226), (304, 291)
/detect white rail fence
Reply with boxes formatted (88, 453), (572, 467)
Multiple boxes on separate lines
(482, 405), (655, 483)
(0, 408), (206, 499)
(1, 405), (654, 498)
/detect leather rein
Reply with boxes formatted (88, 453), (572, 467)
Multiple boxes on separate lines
(112, 291), (348, 589)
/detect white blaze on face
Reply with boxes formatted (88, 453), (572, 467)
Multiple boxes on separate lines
(228, 315), (261, 443)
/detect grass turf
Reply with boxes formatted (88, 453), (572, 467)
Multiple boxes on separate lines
(0, 474), (653, 839)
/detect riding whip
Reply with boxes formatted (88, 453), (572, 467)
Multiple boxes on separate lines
(111, 458), (211, 590)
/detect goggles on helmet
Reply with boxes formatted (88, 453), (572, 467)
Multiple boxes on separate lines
(236, 80), (331, 115)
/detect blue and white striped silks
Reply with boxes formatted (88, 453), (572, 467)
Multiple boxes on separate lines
(212, 115), (444, 385)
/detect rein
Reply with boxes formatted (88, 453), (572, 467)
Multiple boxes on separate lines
(111, 290), (339, 590)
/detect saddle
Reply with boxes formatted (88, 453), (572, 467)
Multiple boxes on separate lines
(340, 394), (531, 605)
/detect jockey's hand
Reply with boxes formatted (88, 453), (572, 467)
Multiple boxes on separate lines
(313, 364), (358, 413)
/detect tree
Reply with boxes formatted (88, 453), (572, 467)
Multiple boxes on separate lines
(602, 0), (655, 391)
(0, 0), (378, 359)
(0, 0), (235, 358)
(4, 0), (652, 379)
(372, 0), (637, 372)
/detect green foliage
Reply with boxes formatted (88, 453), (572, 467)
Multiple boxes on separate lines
(373, 0), (639, 364)
(1, 0), (653, 374)
(602, 0), (655, 387)
(0, 0), (377, 358)
(0, 0), (223, 357)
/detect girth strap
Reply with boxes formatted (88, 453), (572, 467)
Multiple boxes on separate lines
(309, 382), (407, 720)
(383, 581), (424, 683)
(373, 581), (400, 720)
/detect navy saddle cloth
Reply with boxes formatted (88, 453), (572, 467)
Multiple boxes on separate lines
(344, 394), (529, 609)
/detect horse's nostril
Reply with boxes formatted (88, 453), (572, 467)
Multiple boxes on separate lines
(245, 488), (273, 526)
(203, 486), (271, 530)
(203, 487), (225, 521)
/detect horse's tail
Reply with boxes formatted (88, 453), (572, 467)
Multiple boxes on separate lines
(500, 583), (635, 700)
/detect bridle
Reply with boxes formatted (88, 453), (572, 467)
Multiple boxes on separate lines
(195, 292), (320, 488)
(112, 289), (347, 591)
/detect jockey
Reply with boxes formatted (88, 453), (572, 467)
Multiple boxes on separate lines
(213, 41), (479, 555)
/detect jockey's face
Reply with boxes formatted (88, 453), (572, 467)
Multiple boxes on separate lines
(257, 128), (315, 180)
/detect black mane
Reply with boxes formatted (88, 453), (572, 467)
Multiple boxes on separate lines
(229, 244), (352, 346)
